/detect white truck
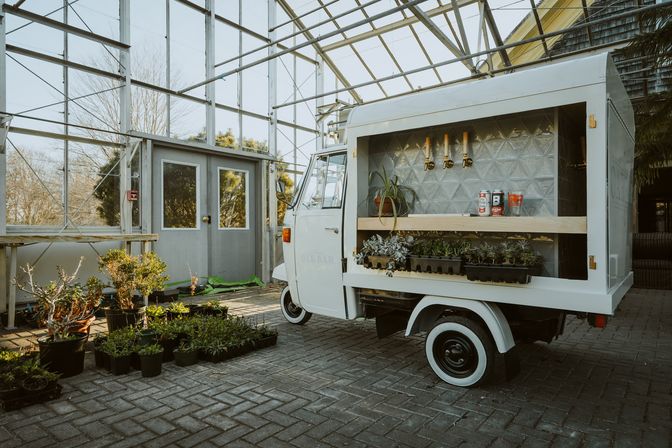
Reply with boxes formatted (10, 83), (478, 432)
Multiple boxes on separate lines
(273, 53), (634, 387)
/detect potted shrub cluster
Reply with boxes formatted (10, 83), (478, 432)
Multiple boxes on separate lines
(410, 238), (469, 274)
(463, 241), (542, 284)
(16, 258), (103, 378)
(1, 349), (61, 411)
(99, 250), (168, 332)
(354, 234), (414, 277)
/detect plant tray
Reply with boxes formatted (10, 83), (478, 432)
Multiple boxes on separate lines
(254, 334), (278, 349)
(0, 383), (62, 412)
(410, 256), (462, 275)
(364, 255), (391, 269)
(464, 264), (534, 284)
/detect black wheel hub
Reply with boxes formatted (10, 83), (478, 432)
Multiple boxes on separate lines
(433, 331), (478, 378)
(283, 295), (303, 318)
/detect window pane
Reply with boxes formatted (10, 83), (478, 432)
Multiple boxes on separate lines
(300, 155), (328, 209)
(163, 162), (198, 229)
(323, 153), (346, 208)
(219, 169), (247, 229)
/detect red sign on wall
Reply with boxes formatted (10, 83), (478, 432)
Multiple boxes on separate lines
(126, 190), (139, 201)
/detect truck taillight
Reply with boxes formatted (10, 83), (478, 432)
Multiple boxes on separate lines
(588, 314), (608, 328)
(282, 228), (291, 243)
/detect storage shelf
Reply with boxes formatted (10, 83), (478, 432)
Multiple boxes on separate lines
(357, 216), (587, 234)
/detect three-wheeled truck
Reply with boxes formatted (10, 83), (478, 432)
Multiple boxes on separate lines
(273, 53), (634, 387)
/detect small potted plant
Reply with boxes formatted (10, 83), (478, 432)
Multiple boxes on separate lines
(99, 250), (168, 331)
(464, 240), (543, 284)
(173, 341), (198, 367)
(138, 344), (164, 378)
(18, 358), (60, 394)
(410, 238), (466, 275)
(355, 234), (414, 277)
(254, 324), (278, 349)
(0, 372), (20, 401)
(146, 305), (167, 323)
(149, 320), (179, 362)
(100, 327), (136, 375)
(369, 168), (417, 225)
(93, 334), (109, 370)
(166, 302), (190, 320)
(15, 258), (103, 378)
(200, 300), (228, 317)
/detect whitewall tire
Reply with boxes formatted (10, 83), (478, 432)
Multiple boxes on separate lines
(425, 316), (496, 387)
(280, 287), (312, 325)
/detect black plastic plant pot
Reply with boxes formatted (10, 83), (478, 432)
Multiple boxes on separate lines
(160, 338), (177, 362)
(173, 349), (198, 367)
(94, 348), (110, 370)
(255, 334), (278, 349)
(130, 352), (141, 370)
(464, 264), (532, 284)
(37, 332), (88, 378)
(410, 256), (462, 275)
(105, 307), (146, 332)
(199, 350), (225, 363)
(138, 329), (158, 346)
(140, 352), (163, 378)
(109, 355), (131, 375)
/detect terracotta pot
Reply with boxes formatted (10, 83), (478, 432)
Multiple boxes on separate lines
(69, 316), (96, 335)
(373, 196), (395, 217)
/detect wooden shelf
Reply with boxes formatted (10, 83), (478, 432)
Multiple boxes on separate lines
(357, 216), (587, 234)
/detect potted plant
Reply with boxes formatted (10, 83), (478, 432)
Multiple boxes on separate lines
(100, 327), (136, 374)
(15, 258), (103, 378)
(99, 250), (168, 331)
(199, 300), (228, 317)
(410, 238), (466, 275)
(149, 320), (179, 362)
(369, 167), (417, 227)
(93, 334), (109, 370)
(173, 341), (198, 367)
(254, 325), (278, 349)
(17, 358), (60, 394)
(0, 372), (20, 401)
(166, 302), (190, 320)
(146, 304), (166, 323)
(138, 344), (164, 377)
(355, 234), (414, 277)
(464, 241), (543, 284)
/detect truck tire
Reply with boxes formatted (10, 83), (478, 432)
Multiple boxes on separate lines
(425, 316), (496, 387)
(280, 287), (312, 325)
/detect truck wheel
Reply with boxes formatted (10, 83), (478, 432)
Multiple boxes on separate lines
(280, 287), (312, 325)
(425, 316), (496, 387)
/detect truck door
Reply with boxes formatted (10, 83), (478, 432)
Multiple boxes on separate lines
(293, 152), (347, 318)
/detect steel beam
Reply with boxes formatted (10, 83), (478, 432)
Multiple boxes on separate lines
(0, 0), (7, 315)
(270, 0), (339, 32)
(321, 0), (477, 52)
(274, 2), (671, 108)
(265, 0), (278, 283)
(63, 0), (69, 228)
(482, 0), (511, 67)
(3, 4), (129, 49)
(529, 0), (549, 58)
(275, 0), (363, 104)
(119, 0), (132, 235)
(450, 0), (471, 55)
(165, 0), (171, 136)
(401, 0), (476, 72)
(8, 126), (124, 147)
(205, 0), (215, 145)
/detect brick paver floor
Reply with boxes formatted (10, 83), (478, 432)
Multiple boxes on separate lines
(1, 287), (671, 447)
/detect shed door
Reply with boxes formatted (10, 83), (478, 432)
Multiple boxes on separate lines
(209, 157), (257, 281)
(153, 148), (208, 282)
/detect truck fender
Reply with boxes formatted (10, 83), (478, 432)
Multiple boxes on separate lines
(272, 263), (288, 282)
(405, 296), (515, 354)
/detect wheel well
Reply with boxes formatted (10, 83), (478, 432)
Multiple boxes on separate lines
(406, 298), (515, 353)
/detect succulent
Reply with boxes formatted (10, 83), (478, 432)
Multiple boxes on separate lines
(355, 234), (414, 276)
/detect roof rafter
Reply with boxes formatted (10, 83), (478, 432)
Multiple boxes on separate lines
(400, 0), (477, 73)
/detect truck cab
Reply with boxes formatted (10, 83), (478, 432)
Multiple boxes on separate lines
(273, 53), (634, 388)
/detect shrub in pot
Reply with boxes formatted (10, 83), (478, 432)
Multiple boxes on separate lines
(166, 302), (190, 320)
(254, 325), (278, 349)
(15, 258), (103, 378)
(99, 250), (168, 331)
(100, 327), (136, 375)
(0, 372), (20, 400)
(138, 344), (163, 378)
(199, 300), (228, 317)
(16, 358), (60, 393)
(173, 342), (198, 367)
(149, 320), (179, 362)
(93, 334), (110, 370)
(146, 305), (166, 323)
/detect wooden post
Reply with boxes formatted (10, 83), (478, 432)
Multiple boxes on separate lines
(7, 245), (17, 329)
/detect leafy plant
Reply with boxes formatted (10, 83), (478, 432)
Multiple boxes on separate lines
(203, 300), (225, 312)
(99, 249), (169, 310)
(146, 305), (166, 321)
(167, 302), (189, 314)
(101, 326), (137, 357)
(369, 167), (417, 225)
(138, 344), (163, 356)
(15, 257), (103, 340)
(174, 341), (195, 353)
(355, 234), (414, 277)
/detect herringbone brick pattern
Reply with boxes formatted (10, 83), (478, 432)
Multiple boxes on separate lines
(1, 287), (671, 447)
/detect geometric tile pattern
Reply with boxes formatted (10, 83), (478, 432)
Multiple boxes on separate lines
(1, 287), (671, 448)
(368, 109), (557, 216)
